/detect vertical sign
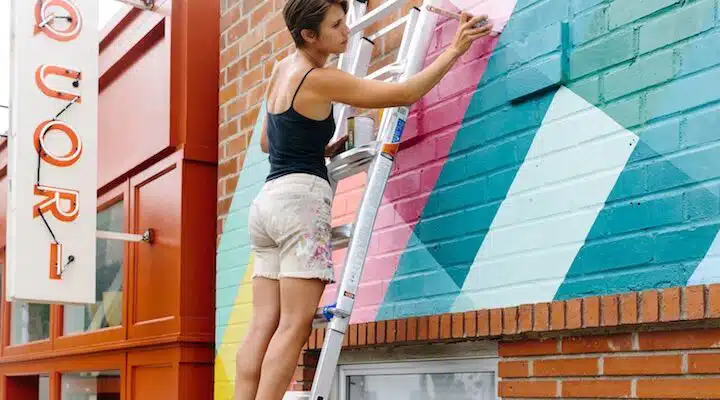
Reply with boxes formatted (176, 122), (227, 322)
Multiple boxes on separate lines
(7, 0), (98, 304)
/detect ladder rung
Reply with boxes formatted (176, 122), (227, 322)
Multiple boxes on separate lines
(282, 392), (310, 400)
(349, 0), (410, 36)
(331, 224), (353, 249)
(365, 62), (405, 81)
(368, 14), (409, 42)
(312, 319), (329, 329)
(327, 141), (378, 181)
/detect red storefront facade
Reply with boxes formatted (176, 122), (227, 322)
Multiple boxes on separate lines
(0, 2), (219, 398)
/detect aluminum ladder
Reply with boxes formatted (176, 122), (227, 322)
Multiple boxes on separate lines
(285, 0), (441, 398)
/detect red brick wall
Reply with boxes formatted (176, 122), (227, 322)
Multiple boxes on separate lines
(499, 330), (720, 399)
(294, 284), (720, 396)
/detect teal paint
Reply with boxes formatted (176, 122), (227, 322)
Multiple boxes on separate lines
(214, 101), (268, 352)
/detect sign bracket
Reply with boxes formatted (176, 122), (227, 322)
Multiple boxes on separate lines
(96, 229), (154, 243)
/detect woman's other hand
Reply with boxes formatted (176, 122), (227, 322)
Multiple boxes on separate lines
(325, 135), (348, 158)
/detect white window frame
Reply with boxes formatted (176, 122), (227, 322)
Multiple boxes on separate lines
(334, 357), (499, 400)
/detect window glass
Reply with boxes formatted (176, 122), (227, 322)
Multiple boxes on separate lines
(10, 302), (50, 345)
(64, 201), (124, 334)
(347, 372), (494, 400)
(61, 371), (121, 400)
(341, 359), (497, 400)
(39, 375), (50, 400)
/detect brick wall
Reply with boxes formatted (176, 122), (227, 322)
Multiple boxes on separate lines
(295, 284), (720, 397)
(216, 0), (720, 397)
(499, 330), (720, 399)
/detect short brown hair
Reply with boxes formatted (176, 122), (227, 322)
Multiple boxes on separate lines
(283, 0), (348, 47)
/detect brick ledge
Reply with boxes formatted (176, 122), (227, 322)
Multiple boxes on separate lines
(306, 284), (720, 350)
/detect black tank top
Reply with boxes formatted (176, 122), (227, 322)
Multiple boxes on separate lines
(265, 68), (335, 183)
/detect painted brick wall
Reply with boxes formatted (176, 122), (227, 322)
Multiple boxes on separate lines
(216, 0), (720, 397)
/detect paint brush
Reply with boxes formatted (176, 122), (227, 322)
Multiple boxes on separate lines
(426, 5), (490, 29)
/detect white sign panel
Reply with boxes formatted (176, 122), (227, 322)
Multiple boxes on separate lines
(7, 0), (98, 304)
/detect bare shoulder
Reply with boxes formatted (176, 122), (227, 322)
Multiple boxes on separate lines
(267, 57), (286, 88)
(302, 66), (357, 95)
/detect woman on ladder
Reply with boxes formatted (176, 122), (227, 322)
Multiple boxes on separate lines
(236, 1), (493, 398)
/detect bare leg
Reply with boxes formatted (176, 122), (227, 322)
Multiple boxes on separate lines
(234, 277), (281, 400)
(254, 277), (326, 400)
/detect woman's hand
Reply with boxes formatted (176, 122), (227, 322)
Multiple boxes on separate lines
(325, 135), (348, 158)
(449, 13), (494, 57)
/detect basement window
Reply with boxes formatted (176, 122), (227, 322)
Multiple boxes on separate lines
(337, 358), (497, 400)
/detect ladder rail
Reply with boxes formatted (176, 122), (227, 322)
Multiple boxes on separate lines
(330, 37), (375, 144)
(375, 6), (421, 145)
(309, 2), (441, 399)
(333, 0), (367, 124)
(333, 0), (413, 141)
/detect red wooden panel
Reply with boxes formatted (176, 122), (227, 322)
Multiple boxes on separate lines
(129, 155), (181, 339)
(178, 161), (216, 339)
(128, 348), (178, 400)
(98, 25), (170, 189)
(179, 363), (213, 400)
(167, 0), (220, 163)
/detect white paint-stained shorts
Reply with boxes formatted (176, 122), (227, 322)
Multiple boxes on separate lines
(248, 173), (336, 283)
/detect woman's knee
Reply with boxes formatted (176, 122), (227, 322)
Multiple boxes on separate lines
(253, 312), (281, 337)
(236, 315), (280, 367)
(276, 313), (314, 341)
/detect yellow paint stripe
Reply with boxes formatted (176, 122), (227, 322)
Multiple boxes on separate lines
(214, 255), (256, 395)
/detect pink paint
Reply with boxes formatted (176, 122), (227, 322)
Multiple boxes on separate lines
(374, 204), (396, 230)
(420, 96), (465, 133)
(382, 172), (421, 202)
(421, 163), (445, 193)
(393, 193), (431, 225)
(394, 137), (437, 175)
(433, 130), (457, 160)
(349, 307), (377, 323)
(447, 0), (514, 32)
(362, 254), (400, 282)
(375, 224), (416, 255)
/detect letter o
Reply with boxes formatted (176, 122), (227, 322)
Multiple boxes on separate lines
(34, 0), (83, 42)
(33, 120), (83, 167)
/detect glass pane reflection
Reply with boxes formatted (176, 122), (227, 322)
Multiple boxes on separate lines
(61, 371), (121, 400)
(64, 201), (124, 334)
(347, 371), (494, 400)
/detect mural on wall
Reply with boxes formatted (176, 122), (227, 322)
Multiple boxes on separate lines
(215, 0), (720, 395)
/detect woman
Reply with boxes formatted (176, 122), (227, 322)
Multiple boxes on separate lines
(235, 1), (493, 399)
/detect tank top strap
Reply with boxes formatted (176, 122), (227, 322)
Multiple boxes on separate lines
(291, 68), (316, 108)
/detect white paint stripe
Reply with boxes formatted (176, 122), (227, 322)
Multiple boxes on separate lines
(688, 231), (720, 285)
(452, 86), (640, 311)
